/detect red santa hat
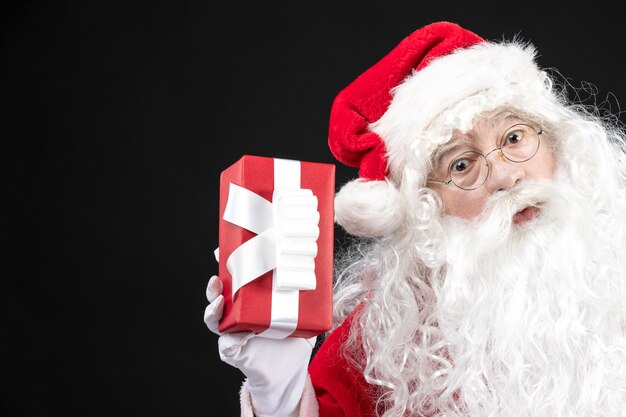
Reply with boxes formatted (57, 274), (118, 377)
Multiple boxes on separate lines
(329, 21), (552, 237)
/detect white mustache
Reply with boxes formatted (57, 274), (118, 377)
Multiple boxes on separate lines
(451, 179), (576, 252)
(442, 177), (584, 263)
(481, 180), (564, 226)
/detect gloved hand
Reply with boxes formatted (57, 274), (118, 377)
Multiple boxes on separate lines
(204, 275), (316, 417)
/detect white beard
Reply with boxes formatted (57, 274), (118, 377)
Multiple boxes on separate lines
(434, 174), (626, 416)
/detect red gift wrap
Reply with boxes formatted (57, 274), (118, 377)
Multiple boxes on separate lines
(217, 155), (335, 338)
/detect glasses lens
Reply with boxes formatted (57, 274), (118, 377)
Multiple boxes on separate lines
(500, 124), (540, 162)
(449, 151), (489, 190)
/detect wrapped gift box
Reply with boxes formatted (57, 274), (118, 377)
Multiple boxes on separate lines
(217, 154), (335, 338)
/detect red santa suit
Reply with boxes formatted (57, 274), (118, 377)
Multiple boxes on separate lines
(309, 308), (378, 417)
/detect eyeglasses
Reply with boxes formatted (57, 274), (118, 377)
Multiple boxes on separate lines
(429, 123), (543, 191)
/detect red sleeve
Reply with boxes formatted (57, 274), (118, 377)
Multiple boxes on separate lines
(308, 308), (378, 417)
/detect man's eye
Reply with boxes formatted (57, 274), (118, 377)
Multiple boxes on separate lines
(504, 129), (524, 145)
(451, 158), (471, 172)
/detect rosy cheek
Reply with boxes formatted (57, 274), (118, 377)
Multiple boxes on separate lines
(536, 146), (557, 179)
(443, 193), (485, 219)
(458, 201), (483, 219)
(546, 152), (557, 179)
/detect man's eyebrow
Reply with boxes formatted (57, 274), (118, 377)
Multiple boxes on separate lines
(489, 111), (526, 129)
(431, 136), (474, 168)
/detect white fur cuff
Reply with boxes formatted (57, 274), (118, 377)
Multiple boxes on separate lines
(239, 375), (319, 417)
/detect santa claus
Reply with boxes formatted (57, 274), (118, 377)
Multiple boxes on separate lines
(205, 21), (626, 416)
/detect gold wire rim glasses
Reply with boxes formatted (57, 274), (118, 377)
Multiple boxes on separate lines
(429, 123), (543, 191)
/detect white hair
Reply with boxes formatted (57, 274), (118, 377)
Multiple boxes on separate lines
(331, 40), (626, 416)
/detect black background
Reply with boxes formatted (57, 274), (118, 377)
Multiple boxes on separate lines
(4, 1), (625, 416)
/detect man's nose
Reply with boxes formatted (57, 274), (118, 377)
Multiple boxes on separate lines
(485, 150), (525, 192)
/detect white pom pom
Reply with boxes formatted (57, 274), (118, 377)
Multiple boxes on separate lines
(334, 179), (404, 238)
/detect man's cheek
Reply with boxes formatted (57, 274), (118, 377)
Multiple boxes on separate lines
(444, 195), (485, 220)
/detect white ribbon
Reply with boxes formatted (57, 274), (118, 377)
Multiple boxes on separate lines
(220, 158), (320, 338)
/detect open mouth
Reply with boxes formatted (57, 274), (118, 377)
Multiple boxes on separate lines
(512, 205), (541, 225)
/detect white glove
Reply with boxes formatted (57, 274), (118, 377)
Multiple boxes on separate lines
(204, 275), (316, 417)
